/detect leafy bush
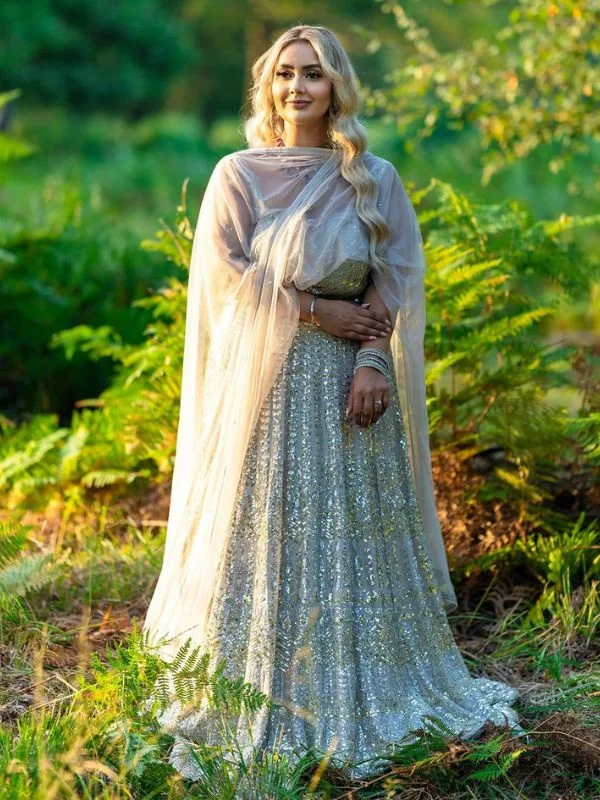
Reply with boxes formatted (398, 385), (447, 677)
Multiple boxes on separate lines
(0, 181), (167, 419)
(0, 101), (191, 420)
(0, 0), (193, 114)
(421, 178), (599, 516)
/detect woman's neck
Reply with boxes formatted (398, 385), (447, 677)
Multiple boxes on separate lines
(278, 124), (331, 148)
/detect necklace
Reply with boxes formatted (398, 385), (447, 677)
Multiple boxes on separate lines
(276, 135), (333, 149)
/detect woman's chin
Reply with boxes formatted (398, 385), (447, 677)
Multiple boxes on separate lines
(281, 112), (326, 127)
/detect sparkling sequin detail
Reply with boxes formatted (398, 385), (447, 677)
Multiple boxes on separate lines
(159, 264), (522, 779)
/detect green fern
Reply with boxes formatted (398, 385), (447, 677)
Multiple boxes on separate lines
(0, 553), (55, 598)
(80, 469), (150, 488)
(468, 749), (526, 783)
(0, 523), (57, 601)
(0, 428), (68, 490)
(0, 522), (29, 569)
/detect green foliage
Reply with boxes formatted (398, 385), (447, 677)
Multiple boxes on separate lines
(0, 177), (167, 419)
(0, 0), (193, 114)
(518, 513), (600, 587)
(418, 178), (599, 512)
(3, 108), (217, 230)
(0, 185), (194, 506)
(0, 108), (220, 420)
(366, 0), (600, 185)
(0, 521), (28, 568)
(0, 91), (37, 163)
(465, 513), (599, 586)
(0, 512), (597, 798)
(0, 626), (301, 799)
(462, 514), (600, 663)
(358, 717), (530, 795)
(0, 523), (58, 609)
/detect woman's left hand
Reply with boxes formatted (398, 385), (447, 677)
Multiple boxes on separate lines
(346, 366), (390, 428)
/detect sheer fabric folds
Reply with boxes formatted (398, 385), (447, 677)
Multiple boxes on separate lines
(143, 146), (457, 658)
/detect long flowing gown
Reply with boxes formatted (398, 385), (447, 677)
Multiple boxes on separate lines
(156, 256), (522, 779)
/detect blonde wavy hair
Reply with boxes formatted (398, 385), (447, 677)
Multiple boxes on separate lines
(243, 25), (392, 273)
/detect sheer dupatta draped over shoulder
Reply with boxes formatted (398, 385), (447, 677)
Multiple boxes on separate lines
(143, 146), (457, 658)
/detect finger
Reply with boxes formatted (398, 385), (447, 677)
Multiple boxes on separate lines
(344, 331), (380, 342)
(356, 308), (393, 327)
(360, 395), (375, 428)
(357, 306), (390, 323)
(373, 396), (386, 423)
(350, 323), (390, 339)
(346, 330), (386, 342)
(352, 394), (365, 427)
(382, 388), (390, 411)
(354, 314), (391, 334)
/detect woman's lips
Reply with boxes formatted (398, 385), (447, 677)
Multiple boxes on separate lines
(288, 101), (311, 107)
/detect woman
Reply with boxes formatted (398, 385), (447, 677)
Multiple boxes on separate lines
(143, 24), (523, 779)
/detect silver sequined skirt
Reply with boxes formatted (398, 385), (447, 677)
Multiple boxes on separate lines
(161, 318), (522, 779)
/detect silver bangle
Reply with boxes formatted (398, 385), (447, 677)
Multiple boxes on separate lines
(354, 347), (392, 379)
(354, 360), (389, 379)
(309, 295), (320, 327)
(355, 347), (392, 366)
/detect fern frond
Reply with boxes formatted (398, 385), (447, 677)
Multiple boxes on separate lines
(80, 469), (145, 488)
(0, 429), (68, 488)
(463, 308), (554, 350)
(441, 258), (504, 287)
(0, 523), (31, 569)
(0, 553), (57, 599)
(426, 351), (469, 385)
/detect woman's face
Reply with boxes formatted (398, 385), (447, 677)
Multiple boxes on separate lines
(271, 41), (333, 133)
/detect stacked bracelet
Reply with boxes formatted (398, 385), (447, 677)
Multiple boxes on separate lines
(354, 346), (393, 379)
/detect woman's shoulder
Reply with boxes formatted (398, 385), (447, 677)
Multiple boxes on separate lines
(206, 151), (256, 198)
(362, 151), (400, 183)
(210, 150), (267, 187)
(210, 151), (243, 177)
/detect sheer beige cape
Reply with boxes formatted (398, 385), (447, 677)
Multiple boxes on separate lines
(143, 146), (457, 657)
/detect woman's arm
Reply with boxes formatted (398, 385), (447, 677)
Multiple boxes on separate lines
(297, 289), (319, 323)
(296, 285), (392, 340)
(358, 280), (392, 353)
(347, 278), (393, 427)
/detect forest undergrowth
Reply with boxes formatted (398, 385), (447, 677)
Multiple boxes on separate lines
(1, 441), (598, 799)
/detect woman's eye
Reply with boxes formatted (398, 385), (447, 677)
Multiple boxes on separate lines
(275, 70), (322, 79)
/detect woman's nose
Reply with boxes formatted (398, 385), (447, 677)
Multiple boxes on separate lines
(289, 74), (306, 93)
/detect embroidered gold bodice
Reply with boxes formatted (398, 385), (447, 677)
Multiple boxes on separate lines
(305, 258), (371, 302)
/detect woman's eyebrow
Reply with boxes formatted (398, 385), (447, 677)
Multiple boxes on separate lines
(276, 63), (322, 69)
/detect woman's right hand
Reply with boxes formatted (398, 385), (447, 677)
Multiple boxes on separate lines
(313, 298), (392, 341)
